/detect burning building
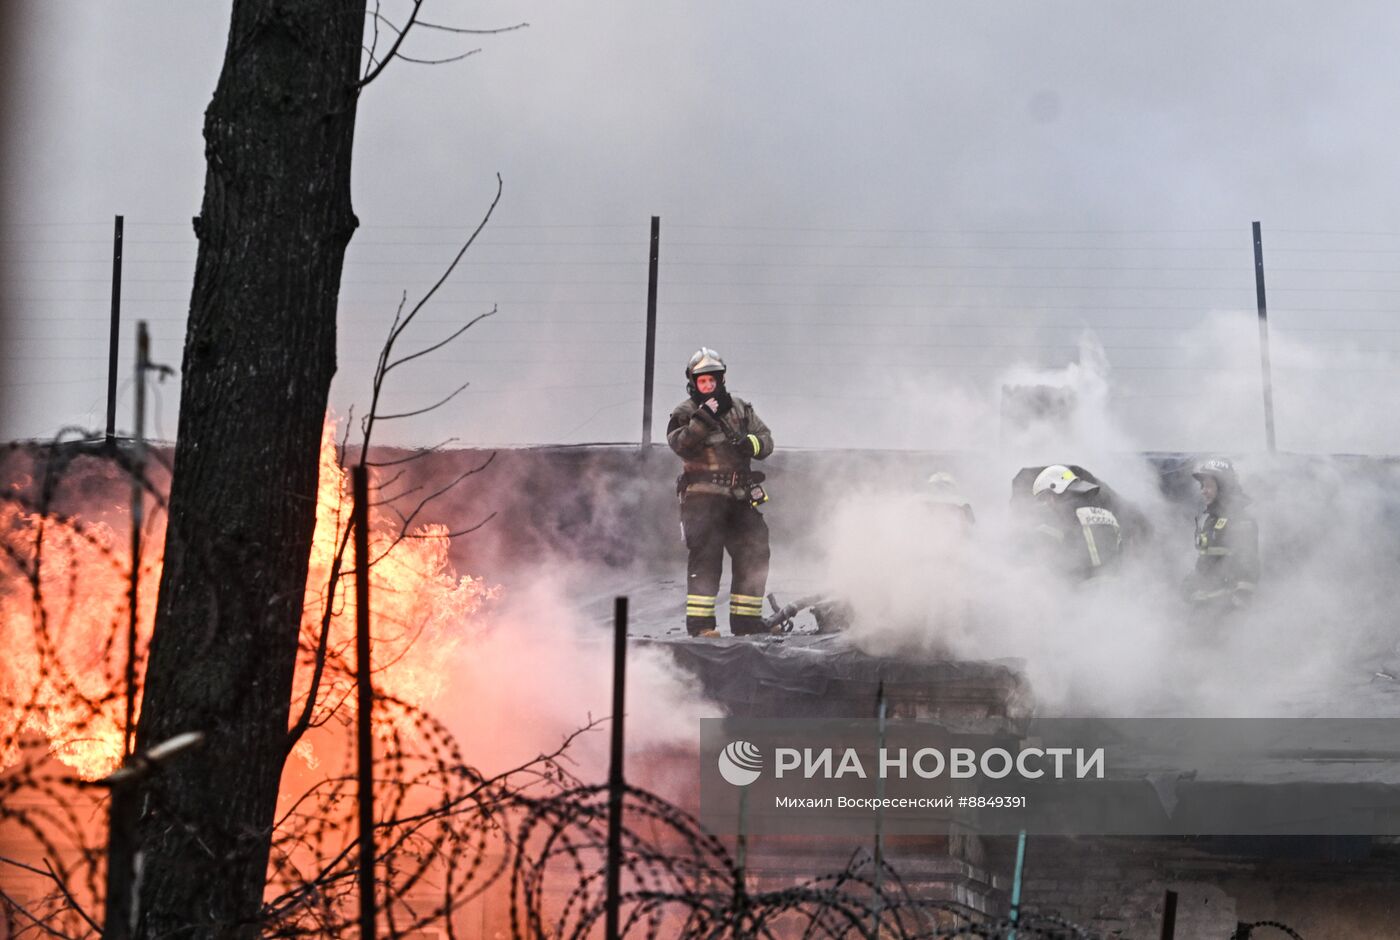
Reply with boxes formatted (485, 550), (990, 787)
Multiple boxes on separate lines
(8, 430), (1400, 938)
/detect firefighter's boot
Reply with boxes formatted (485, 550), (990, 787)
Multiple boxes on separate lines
(729, 594), (767, 636)
(686, 595), (719, 638)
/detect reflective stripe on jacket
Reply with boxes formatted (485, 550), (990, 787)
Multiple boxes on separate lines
(1035, 501), (1122, 580)
(667, 396), (773, 498)
(1192, 507), (1259, 600)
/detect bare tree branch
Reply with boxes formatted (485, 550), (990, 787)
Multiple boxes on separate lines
(384, 308), (495, 376)
(43, 858), (101, 937)
(366, 11), (527, 39)
(371, 453), (497, 563)
(0, 883), (78, 940)
(376, 382), (470, 422)
(359, 174), (502, 458)
(284, 494), (355, 757)
(367, 467), (410, 500)
(359, 0), (424, 87)
(400, 512), (497, 540)
(367, 0), (383, 68)
(363, 438), (460, 468)
(393, 49), (481, 67)
(370, 482), (425, 508)
(417, 19), (529, 36)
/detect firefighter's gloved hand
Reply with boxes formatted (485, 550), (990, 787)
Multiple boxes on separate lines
(699, 397), (722, 416)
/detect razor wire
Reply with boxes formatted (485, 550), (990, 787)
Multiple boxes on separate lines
(0, 431), (1087, 939)
(0, 431), (1320, 940)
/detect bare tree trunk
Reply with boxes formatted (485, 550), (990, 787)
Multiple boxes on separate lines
(133, 2), (366, 935)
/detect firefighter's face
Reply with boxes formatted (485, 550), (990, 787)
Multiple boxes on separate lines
(1199, 476), (1219, 506)
(696, 374), (718, 395)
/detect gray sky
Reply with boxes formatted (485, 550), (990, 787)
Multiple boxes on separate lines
(6, 1), (1400, 452)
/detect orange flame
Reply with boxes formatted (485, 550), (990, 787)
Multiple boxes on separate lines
(1, 420), (497, 779)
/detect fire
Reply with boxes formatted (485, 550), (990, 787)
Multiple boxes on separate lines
(0, 420), (497, 779)
(0, 482), (157, 777)
(291, 422), (497, 765)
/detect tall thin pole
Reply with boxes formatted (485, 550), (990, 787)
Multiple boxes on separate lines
(107, 321), (152, 939)
(735, 786), (749, 874)
(605, 596), (629, 940)
(640, 217), (660, 446)
(871, 681), (888, 936)
(1008, 829), (1027, 939)
(731, 781), (751, 928)
(1252, 221), (1277, 452)
(352, 465), (376, 940)
(123, 322), (149, 758)
(105, 215), (124, 446)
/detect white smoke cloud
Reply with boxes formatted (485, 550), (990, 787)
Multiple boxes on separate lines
(431, 563), (717, 799)
(810, 328), (1400, 718)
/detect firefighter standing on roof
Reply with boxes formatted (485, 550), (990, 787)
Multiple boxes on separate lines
(667, 348), (774, 637)
(1185, 458), (1259, 617)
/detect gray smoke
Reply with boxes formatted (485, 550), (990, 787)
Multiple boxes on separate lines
(812, 328), (1400, 717)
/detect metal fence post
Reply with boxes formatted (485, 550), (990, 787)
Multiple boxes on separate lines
(105, 215), (124, 447)
(605, 596), (629, 940)
(641, 218), (660, 447)
(353, 465), (376, 939)
(1252, 221), (1277, 452)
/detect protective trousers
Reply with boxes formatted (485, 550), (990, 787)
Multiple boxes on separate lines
(681, 493), (771, 636)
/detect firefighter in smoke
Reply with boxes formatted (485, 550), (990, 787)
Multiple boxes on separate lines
(925, 471), (976, 531)
(1184, 458), (1259, 616)
(1028, 465), (1123, 581)
(667, 348), (775, 637)
(922, 471), (976, 640)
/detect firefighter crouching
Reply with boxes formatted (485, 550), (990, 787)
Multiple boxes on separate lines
(1029, 465), (1123, 582)
(1185, 458), (1258, 617)
(667, 348), (775, 638)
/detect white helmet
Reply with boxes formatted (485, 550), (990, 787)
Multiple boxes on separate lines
(1191, 457), (1237, 485)
(1032, 465), (1098, 498)
(685, 347), (726, 380)
(926, 471), (968, 506)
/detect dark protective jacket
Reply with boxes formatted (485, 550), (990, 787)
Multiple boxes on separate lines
(667, 396), (773, 499)
(1189, 501), (1259, 606)
(1032, 494), (1123, 581)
